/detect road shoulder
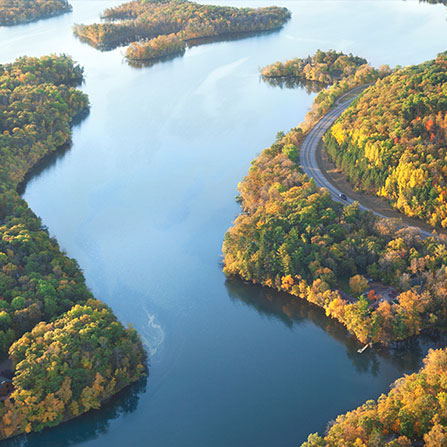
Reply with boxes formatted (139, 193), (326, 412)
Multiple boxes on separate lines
(316, 137), (445, 236)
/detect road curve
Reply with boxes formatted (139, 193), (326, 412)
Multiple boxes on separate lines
(299, 96), (432, 238)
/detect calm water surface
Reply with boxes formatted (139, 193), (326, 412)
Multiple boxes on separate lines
(1, 1), (446, 446)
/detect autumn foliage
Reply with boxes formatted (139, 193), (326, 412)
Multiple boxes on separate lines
(0, 56), (146, 440)
(325, 53), (447, 228)
(0, 0), (71, 26)
(0, 300), (144, 438)
(73, 0), (291, 62)
(261, 50), (369, 84)
(301, 348), (447, 446)
(260, 51), (389, 133)
(126, 33), (186, 60)
(224, 52), (447, 346)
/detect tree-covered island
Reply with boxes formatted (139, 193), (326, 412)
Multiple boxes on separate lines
(73, 0), (291, 62)
(0, 55), (146, 440)
(0, 0), (72, 26)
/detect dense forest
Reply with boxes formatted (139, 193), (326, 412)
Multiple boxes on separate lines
(324, 53), (447, 228)
(261, 50), (369, 84)
(73, 0), (291, 61)
(301, 347), (447, 446)
(0, 0), (72, 26)
(223, 125), (447, 346)
(0, 55), (145, 439)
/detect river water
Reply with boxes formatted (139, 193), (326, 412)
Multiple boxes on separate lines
(0, 1), (446, 446)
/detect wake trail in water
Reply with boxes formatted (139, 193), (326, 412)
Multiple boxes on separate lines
(140, 308), (165, 357)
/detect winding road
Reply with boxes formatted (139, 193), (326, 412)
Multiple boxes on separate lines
(299, 92), (433, 238)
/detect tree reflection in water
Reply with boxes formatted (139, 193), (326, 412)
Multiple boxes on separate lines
(261, 76), (327, 93)
(2, 376), (147, 447)
(225, 278), (447, 377)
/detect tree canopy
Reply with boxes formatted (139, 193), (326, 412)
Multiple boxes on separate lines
(224, 52), (447, 346)
(301, 347), (447, 446)
(261, 49), (369, 84)
(0, 55), (146, 440)
(325, 53), (447, 228)
(73, 0), (291, 62)
(0, 0), (72, 26)
(260, 50), (388, 133)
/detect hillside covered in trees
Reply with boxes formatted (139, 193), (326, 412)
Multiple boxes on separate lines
(0, 0), (72, 26)
(301, 347), (447, 446)
(73, 0), (291, 61)
(0, 55), (145, 439)
(325, 53), (447, 228)
(223, 125), (447, 346)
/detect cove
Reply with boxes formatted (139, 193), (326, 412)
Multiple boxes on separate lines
(0, 1), (446, 446)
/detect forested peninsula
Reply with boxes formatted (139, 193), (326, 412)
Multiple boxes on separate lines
(325, 54), (447, 229)
(0, 55), (145, 439)
(223, 52), (447, 346)
(0, 0), (72, 26)
(223, 50), (447, 446)
(73, 0), (291, 62)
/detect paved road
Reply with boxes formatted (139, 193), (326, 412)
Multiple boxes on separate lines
(299, 96), (432, 238)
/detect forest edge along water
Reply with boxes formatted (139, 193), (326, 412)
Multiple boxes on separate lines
(0, 0), (447, 446)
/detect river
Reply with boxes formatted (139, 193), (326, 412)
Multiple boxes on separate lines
(0, 1), (446, 446)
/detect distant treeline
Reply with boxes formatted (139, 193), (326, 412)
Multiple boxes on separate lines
(0, 0), (72, 26)
(0, 55), (145, 439)
(261, 50), (369, 84)
(73, 0), (291, 62)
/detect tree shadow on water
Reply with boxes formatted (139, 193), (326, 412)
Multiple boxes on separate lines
(224, 278), (447, 378)
(261, 76), (328, 93)
(2, 376), (147, 447)
(17, 109), (90, 196)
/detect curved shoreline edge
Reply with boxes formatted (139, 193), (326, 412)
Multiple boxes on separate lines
(224, 52), (447, 446)
(223, 54), (447, 347)
(0, 1), (72, 27)
(0, 55), (146, 440)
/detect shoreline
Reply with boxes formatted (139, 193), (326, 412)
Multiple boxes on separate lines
(0, 57), (146, 441)
(0, 7), (72, 27)
(224, 82), (447, 348)
(16, 107), (90, 196)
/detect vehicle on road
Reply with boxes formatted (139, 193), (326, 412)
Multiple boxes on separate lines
(338, 193), (347, 201)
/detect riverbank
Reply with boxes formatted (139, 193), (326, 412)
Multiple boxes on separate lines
(0, 0), (72, 26)
(0, 55), (146, 441)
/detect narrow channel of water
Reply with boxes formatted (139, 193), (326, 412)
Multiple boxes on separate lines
(0, 1), (446, 446)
